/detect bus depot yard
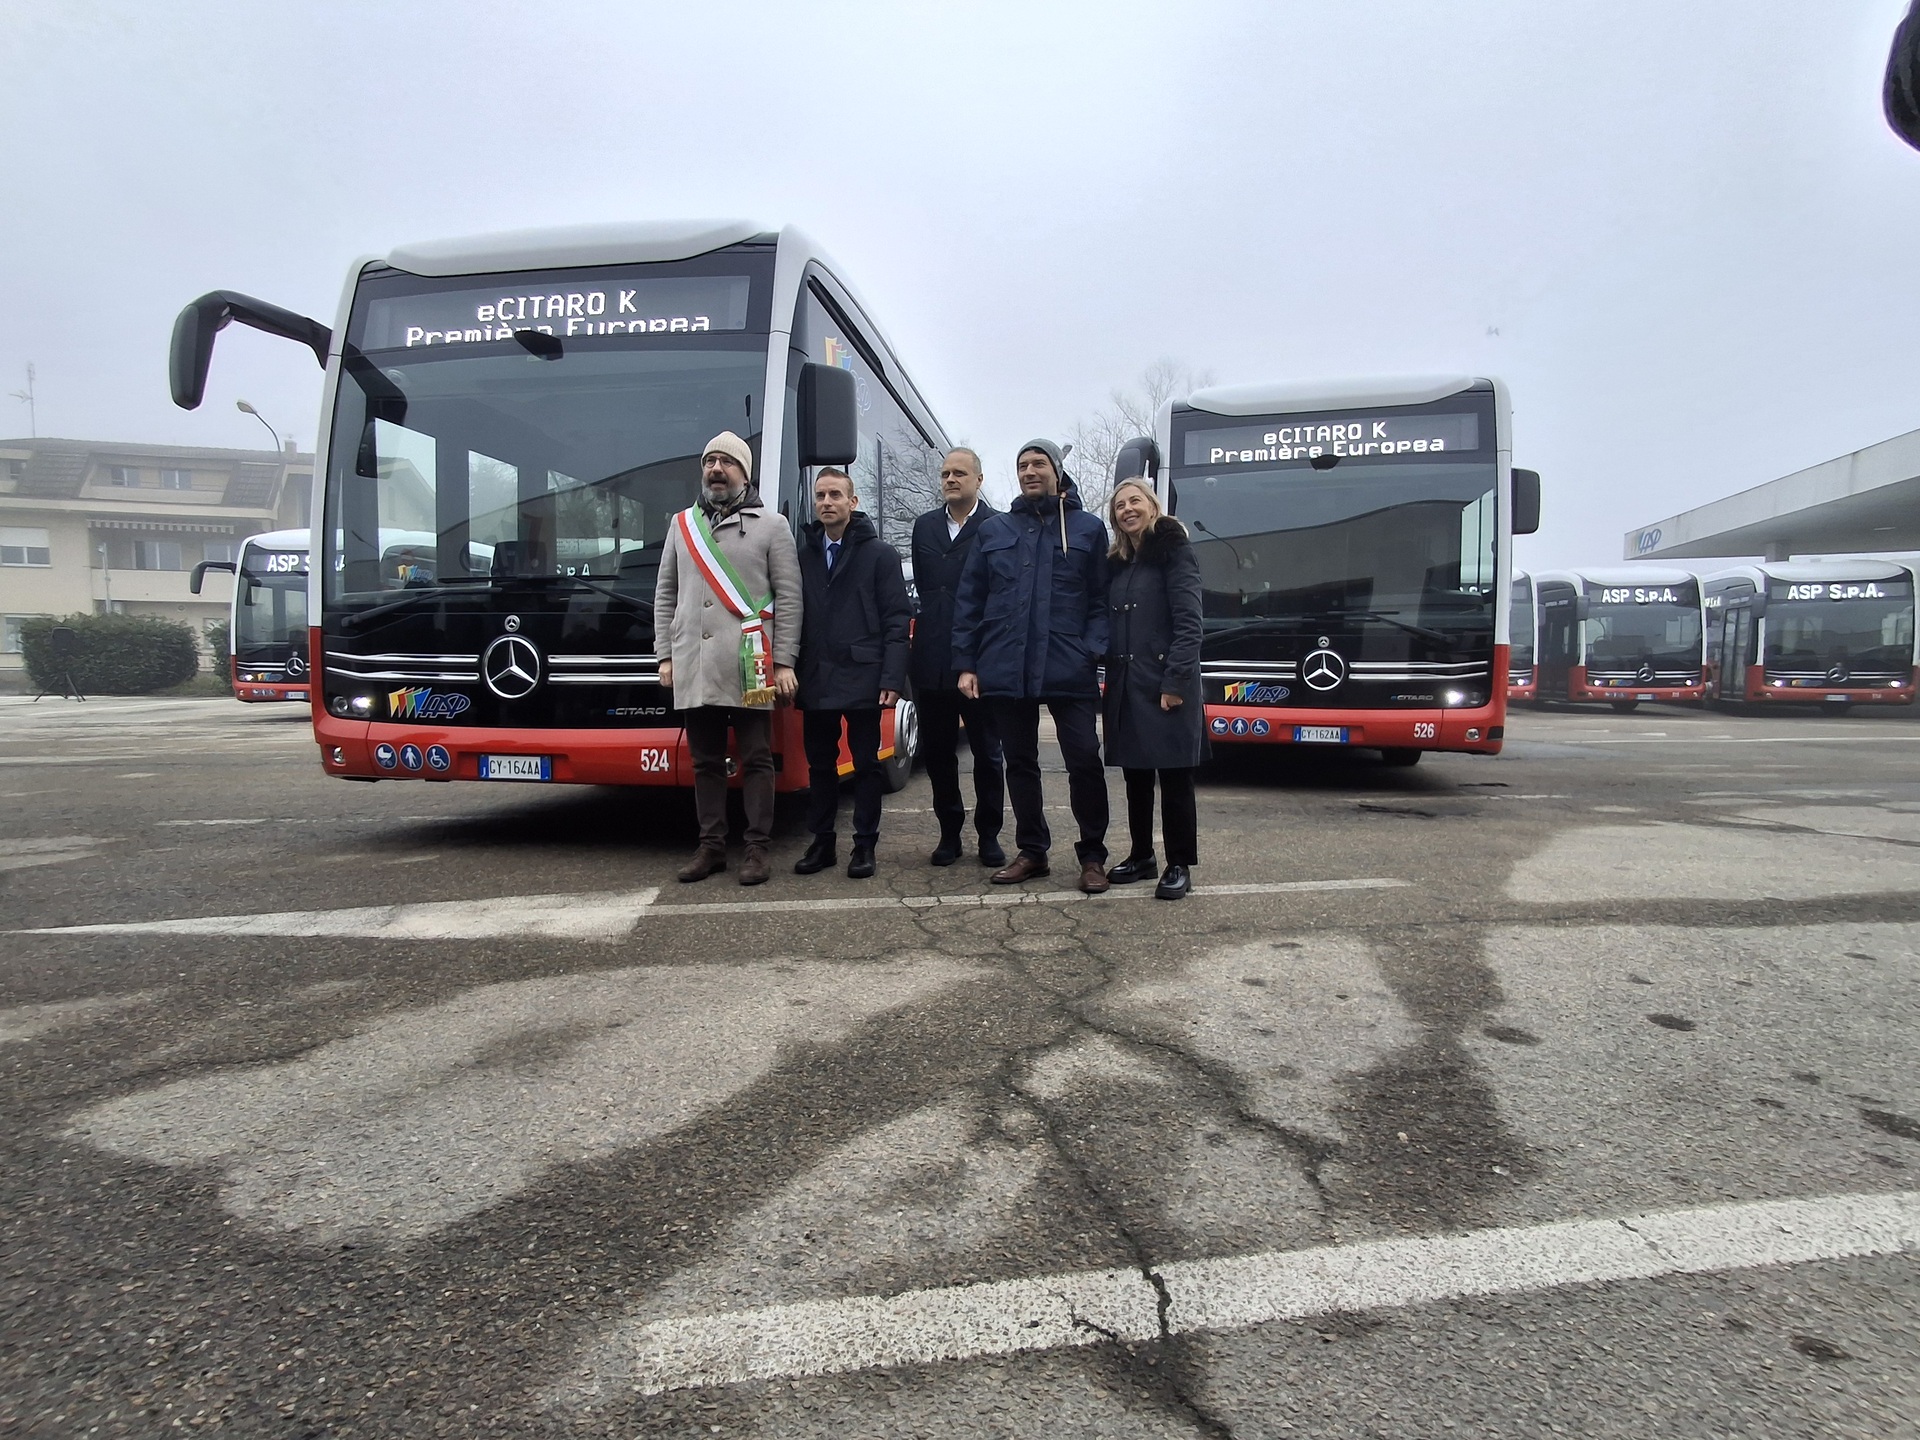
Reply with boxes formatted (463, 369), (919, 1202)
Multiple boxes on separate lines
(1, 694), (1916, 1438)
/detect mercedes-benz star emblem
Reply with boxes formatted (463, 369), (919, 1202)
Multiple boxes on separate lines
(1635, 661), (1656, 684)
(483, 634), (543, 700)
(285, 651), (307, 679)
(1826, 664), (1850, 686)
(1302, 648), (1347, 691)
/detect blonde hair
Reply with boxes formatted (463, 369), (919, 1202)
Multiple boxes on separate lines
(1108, 478), (1180, 560)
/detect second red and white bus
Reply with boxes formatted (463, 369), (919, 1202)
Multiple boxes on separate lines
(1530, 567), (1707, 712)
(1703, 558), (1919, 710)
(1129, 376), (1538, 765)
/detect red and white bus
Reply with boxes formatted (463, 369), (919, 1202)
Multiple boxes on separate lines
(190, 528), (311, 703)
(1125, 377), (1537, 765)
(169, 222), (946, 788)
(1530, 567), (1706, 712)
(1507, 570), (1537, 704)
(1703, 559), (1919, 711)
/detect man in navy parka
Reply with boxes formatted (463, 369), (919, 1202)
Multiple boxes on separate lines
(951, 439), (1112, 893)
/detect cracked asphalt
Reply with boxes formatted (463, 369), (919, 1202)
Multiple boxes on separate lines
(2, 694), (1917, 1437)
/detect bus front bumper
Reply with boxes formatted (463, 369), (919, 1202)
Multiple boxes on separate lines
(1201, 704), (1503, 754)
(311, 714), (797, 788)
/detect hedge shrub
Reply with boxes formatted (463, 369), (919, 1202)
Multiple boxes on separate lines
(205, 619), (231, 674)
(21, 613), (201, 695)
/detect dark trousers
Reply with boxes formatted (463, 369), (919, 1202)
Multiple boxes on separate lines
(802, 707), (885, 847)
(1123, 766), (1198, 867)
(682, 706), (774, 849)
(918, 687), (1004, 843)
(988, 697), (1108, 864)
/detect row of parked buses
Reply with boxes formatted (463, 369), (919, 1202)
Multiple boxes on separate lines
(1511, 557), (1920, 713)
(167, 219), (1542, 789)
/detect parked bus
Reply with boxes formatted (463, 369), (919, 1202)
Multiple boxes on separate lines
(1121, 376), (1538, 765)
(1703, 558), (1919, 711)
(168, 221), (946, 788)
(190, 528), (311, 703)
(1529, 566), (1706, 712)
(1507, 571), (1537, 704)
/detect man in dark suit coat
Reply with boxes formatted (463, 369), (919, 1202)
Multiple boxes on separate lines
(910, 448), (1005, 868)
(792, 468), (912, 880)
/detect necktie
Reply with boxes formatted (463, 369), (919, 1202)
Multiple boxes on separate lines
(826, 539), (840, 572)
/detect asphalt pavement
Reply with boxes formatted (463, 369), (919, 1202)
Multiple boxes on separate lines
(2, 695), (1916, 1438)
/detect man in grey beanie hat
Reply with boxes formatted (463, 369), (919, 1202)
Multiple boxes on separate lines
(949, 440), (1112, 893)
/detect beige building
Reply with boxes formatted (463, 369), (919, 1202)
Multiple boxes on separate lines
(0, 437), (313, 679)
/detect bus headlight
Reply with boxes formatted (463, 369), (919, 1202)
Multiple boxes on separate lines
(348, 694), (375, 717)
(1444, 689), (1465, 705)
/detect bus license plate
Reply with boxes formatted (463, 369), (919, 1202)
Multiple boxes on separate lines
(478, 754), (551, 781)
(1294, 726), (1348, 744)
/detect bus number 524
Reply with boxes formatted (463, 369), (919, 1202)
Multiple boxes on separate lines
(639, 748), (671, 774)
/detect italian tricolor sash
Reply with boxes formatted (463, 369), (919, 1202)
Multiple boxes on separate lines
(676, 506), (777, 708)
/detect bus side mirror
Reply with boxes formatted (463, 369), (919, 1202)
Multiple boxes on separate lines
(1575, 596), (1590, 621)
(1113, 436), (1161, 487)
(1510, 469), (1541, 535)
(1888, 0), (1920, 150)
(189, 559), (236, 595)
(797, 363), (859, 467)
(169, 291), (332, 410)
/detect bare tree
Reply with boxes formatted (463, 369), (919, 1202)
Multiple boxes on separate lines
(1064, 358), (1213, 516)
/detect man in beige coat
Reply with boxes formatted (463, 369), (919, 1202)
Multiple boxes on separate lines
(653, 431), (803, 885)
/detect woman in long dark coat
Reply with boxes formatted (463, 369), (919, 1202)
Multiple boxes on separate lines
(1102, 479), (1208, 899)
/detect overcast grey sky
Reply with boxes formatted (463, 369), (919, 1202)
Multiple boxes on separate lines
(4, 0), (1917, 568)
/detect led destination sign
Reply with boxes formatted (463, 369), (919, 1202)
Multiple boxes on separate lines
(358, 274), (753, 350)
(1772, 580), (1910, 602)
(1594, 586), (1692, 605)
(1183, 411), (1480, 467)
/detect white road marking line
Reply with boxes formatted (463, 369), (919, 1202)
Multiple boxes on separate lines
(19, 889), (661, 941)
(13, 879), (1406, 940)
(1557, 735), (1920, 745)
(592, 1189), (1920, 1397)
(641, 879), (1408, 918)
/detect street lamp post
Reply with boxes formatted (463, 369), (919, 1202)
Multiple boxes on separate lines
(235, 399), (282, 453)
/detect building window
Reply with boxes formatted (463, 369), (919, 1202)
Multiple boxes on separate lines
(133, 539), (184, 571)
(5, 459), (22, 482)
(0, 527), (52, 567)
(159, 468), (194, 491)
(202, 541), (235, 565)
(106, 465), (140, 487)
(3, 616), (43, 654)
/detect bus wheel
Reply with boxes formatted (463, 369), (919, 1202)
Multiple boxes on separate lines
(1380, 748), (1422, 767)
(1610, 699), (1640, 713)
(882, 694), (920, 792)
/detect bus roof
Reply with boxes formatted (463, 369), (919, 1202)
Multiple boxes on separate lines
(244, 527), (309, 551)
(1182, 375), (1482, 417)
(385, 221), (767, 277)
(1705, 557), (1917, 586)
(1563, 565), (1701, 588)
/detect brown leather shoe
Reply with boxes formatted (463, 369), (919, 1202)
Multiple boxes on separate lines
(678, 846), (726, 883)
(1079, 860), (1111, 895)
(738, 845), (771, 886)
(990, 853), (1050, 885)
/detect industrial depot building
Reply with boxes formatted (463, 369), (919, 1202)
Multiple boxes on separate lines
(1625, 424), (1920, 564)
(0, 438), (311, 681)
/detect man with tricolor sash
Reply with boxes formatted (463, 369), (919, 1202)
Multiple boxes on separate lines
(652, 431), (803, 886)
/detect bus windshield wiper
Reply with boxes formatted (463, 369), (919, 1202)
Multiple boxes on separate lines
(337, 580), (491, 631)
(1327, 609), (1454, 646)
(513, 573), (653, 616)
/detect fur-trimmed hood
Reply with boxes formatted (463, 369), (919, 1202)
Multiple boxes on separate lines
(1113, 514), (1190, 567)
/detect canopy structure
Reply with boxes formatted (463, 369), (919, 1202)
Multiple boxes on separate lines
(1624, 426), (1920, 562)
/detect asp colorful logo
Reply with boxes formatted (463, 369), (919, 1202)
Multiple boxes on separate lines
(824, 336), (856, 371)
(388, 687), (473, 721)
(1224, 681), (1290, 704)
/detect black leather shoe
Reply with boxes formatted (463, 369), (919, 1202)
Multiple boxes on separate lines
(1154, 864), (1191, 900)
(847, 846), (877, 879)
(793, 838), (836, 875)
(1106, 853), (1158, 885)
(930, 833), (963, 866)
(977, 838), (1007, 869)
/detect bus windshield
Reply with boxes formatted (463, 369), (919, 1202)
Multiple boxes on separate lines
(323, 340), (765, 606)
(1170, 459), (1498, 660)
(235, 547), (308, 651)
(1585, 602), (1701, 669)
(1765, 596), (1914, 671)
